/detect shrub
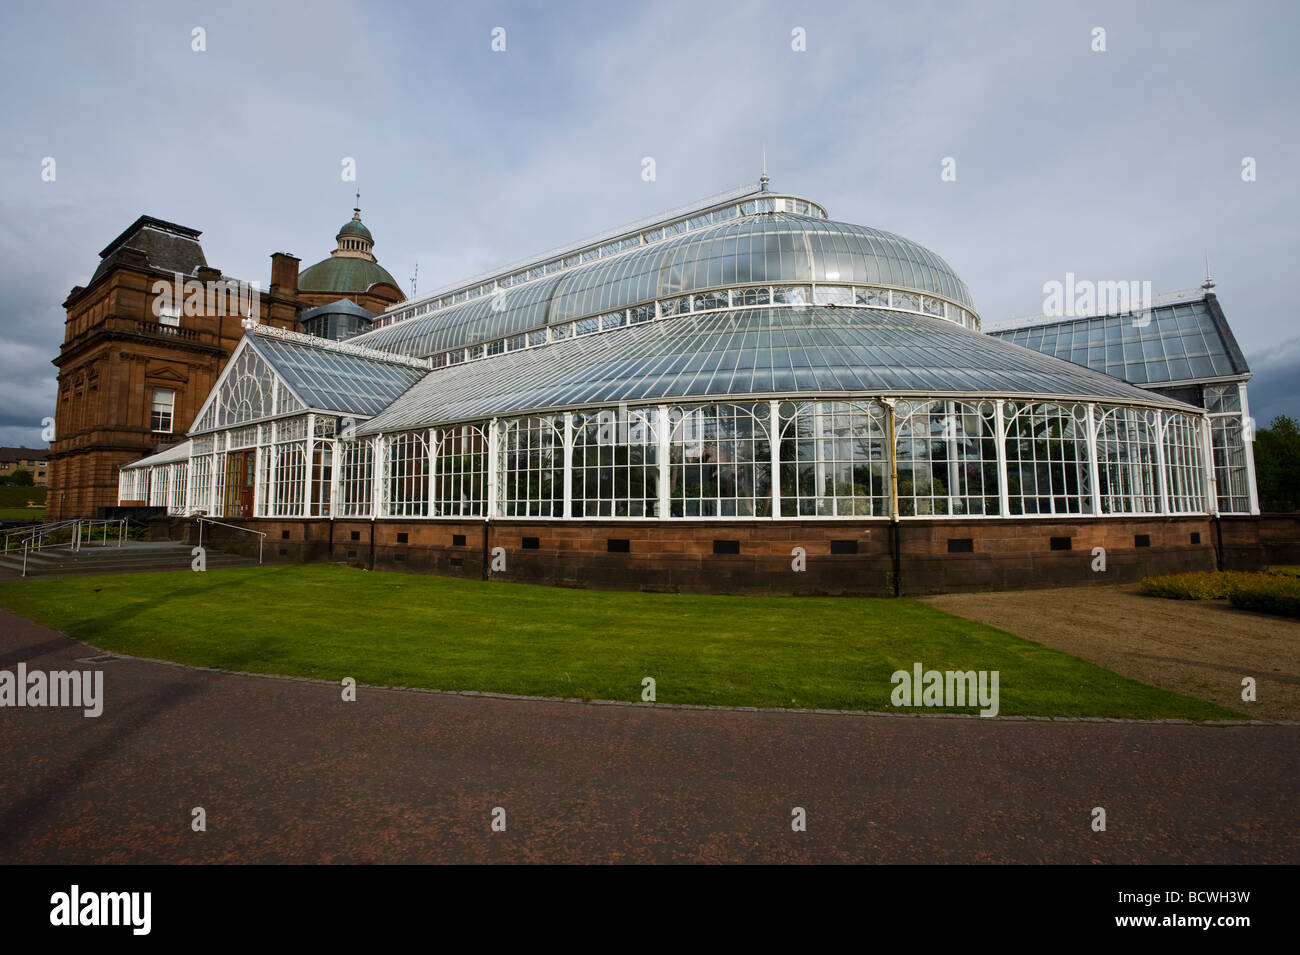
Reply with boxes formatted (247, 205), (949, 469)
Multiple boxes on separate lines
(1139, 571), (1257, 600)
(1265, 565), (1300, 578)
(1228, 575), (1300, 618)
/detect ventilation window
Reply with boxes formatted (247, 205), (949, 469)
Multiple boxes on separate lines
(522, 537), (540, 550)
(281, 530), (290, 540)
(1135, 534), (1151, 548)
(350, 531), (360, 541)
(397, 532), (409, 544)
(1191, 532), (1201, 544)
(453, 534), (466, 546)
(713, 540), (740, 555)
(830, 540), (858, 555)
(1050, 536), (1072, 551)
(607, 538), (630, 553)
(947, 538), (974, 553)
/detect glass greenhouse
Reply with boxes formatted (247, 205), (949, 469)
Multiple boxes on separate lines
(120, 184), (1254, 525)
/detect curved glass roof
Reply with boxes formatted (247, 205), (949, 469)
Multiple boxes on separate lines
(357, 306), (1193, 435)
(351, 214), (976, 359)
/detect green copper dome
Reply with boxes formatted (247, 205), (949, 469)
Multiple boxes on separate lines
(299, 256), (400, 294)
(338, 218), (373, 242)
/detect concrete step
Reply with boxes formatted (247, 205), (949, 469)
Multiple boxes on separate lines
(0, 541), (259, 578)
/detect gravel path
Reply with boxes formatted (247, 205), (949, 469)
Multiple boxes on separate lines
(921, 584), (1299, 721)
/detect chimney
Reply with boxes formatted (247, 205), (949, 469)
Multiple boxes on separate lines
(270, 252), (300, 300)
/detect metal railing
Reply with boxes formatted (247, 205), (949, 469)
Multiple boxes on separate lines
(4, 519), (127, 577)
(195, 517), (266, 565)
(4, 519), (80, 554)
(69, 519), (127, 552)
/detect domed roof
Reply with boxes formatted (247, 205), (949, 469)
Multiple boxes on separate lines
(355, 213), (977, 359)
(338, 218), (373, 242)
(299, 256), (401, 294)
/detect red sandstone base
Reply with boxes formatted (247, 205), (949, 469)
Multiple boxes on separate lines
(145, 514), (1300, 596)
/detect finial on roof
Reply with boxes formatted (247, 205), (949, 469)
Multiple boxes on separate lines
(759, 145), (769, 192)
(353, 190), (361, 221)
(1201, 250), (1215, 291)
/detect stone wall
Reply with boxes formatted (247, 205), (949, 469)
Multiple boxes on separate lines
(141, 512), (1300, 597)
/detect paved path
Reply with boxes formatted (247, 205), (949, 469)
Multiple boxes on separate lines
(1, 608), (1296, 864)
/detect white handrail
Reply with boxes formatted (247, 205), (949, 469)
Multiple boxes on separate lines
(195, 517), (266, 565)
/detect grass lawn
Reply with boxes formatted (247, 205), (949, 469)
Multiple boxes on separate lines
(0, 564), (1241, 719)
(0, 507), (44, 521)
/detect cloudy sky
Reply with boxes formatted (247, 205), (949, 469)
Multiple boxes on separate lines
(2, 0), (1297, 446)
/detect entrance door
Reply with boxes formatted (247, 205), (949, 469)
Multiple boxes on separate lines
(239, 452), (255, 518)
(223, 450), (256, 518)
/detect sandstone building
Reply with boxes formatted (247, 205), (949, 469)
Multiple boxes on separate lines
(48, 206), (403, 519)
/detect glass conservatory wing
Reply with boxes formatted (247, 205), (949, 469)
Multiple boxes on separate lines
(248, 335), (427, 418)
(990, 296), (1249, 386)
(356, 307), (1197, 436)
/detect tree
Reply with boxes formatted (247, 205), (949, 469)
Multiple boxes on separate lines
(1253, 415), (1300, 511)
(5, 469), (34, 487)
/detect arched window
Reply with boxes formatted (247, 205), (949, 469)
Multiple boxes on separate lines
(1097, 406), (1160, 514)
(779, 400), (888, 517)
(337, 440), (373, 517)
(894, 400), (1000, 516)
(1163, 413), (1206, 513)
(1003, 402), (1092, 515)
(571, 407), (660, 517)
(433, 423), (488, 517)
(668, 403), (771, 517)
(500, 416), (564, 517)
(218, 347), (275, 426)
(385, 432), (430, 517)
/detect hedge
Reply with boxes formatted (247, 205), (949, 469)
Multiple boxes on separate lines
(0, 485), (46, 507)
(1139, 571), (1259, 600)
(1228, 574), (1300, 619)
(1141, 570), (1300, 619)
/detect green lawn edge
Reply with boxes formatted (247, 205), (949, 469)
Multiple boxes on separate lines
(0, 564), (1243, 721)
